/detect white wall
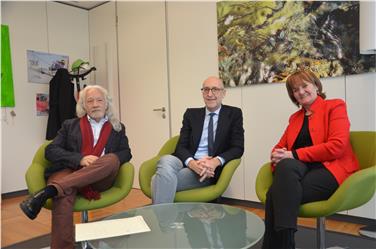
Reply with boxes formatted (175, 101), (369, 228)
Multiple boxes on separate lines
(1, 1), (89, 193)
(116, 1), (170, 188)
(167, 1), (220, 129)
(88, 1), (120, 118)
(107, 2), (375, 219)
(345, 72), (376, 218)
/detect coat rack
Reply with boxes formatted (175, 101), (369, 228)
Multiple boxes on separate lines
(68, 66), (96, 92)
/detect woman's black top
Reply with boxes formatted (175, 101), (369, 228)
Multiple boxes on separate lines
(293, 115), (312, 149)
(292, 114), (324, 168)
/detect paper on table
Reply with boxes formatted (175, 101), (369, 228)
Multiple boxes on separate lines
(75, 215), (151, 242)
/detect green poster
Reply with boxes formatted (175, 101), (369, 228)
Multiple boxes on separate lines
(1, 24), (15, 107)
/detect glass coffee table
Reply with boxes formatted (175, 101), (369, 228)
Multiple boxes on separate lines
(88, 202), (264, 249)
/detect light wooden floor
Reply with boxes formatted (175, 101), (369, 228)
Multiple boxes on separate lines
(1, 188), (365, 247)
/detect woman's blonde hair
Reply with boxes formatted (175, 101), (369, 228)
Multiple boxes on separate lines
(286, 70), (326, 107)
(76, 85), (122, 132)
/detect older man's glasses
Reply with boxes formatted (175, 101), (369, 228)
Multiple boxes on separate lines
(201, 87), (223, 95)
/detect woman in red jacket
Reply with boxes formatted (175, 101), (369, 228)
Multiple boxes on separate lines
(262, 70), (359, 249)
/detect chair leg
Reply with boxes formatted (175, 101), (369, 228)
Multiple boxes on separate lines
(316, 217), (326, 249)
(81, 210), (89, 223)
(81, 210), (89, 249)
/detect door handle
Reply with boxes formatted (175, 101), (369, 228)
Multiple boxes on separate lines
(153, 107), (166, 119)
(153, 107), (166, 112)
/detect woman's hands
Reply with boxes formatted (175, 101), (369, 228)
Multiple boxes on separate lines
(271, 148), (294, 164)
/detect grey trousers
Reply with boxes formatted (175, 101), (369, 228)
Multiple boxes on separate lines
(151, 155), (213, 204)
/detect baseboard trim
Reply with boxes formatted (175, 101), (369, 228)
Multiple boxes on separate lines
(359, 224), (376, 239)
(219, 196), (376, 226)
(2, 189), (29, 199)
(219, 196), (265, 209)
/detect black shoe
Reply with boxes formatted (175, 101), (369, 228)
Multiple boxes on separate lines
(19, 190), (47, 220)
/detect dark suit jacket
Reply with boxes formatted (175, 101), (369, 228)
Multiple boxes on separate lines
(44, 118), (132, 178)
(173, 105), (244, 180)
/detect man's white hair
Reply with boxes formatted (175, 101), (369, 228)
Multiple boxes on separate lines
(76, 85), (122, 132)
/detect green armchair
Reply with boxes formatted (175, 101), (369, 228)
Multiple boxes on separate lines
(255, 131), (376, 249)
(25, 141), (135, 220)
(139, 135), (242, 202)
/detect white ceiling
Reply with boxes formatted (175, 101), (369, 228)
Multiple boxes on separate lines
(56, 1), (108, 10)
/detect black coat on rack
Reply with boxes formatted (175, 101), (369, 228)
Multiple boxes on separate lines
(46, 68), (76, 140)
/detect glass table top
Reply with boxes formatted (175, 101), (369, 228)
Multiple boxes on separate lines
(88, 202), (265, 249)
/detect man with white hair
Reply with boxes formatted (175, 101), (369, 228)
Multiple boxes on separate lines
(20, 85), (132, 249)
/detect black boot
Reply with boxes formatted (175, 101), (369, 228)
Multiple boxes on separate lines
(262, 229), (279, 249)
(276, 228), (296, 249)
(20, 186), (57, 220)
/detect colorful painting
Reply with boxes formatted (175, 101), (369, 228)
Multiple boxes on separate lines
(217, 1), (376, 87)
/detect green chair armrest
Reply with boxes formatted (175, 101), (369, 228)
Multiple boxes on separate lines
(158, 135), (180, 156)
(350, 131), (376, 170)
(113, 162), (135, 190)
(138, 135), (179, 198)
(32, 141), (52, 166)
(174, 185), (218, 202)
(213, 158), (242, 195)
(25, 163), (48, 194)
(25, 140), (52, 195)
(299, 165), (376, 217)
(74, 162), (134, 211)
(25, 141), (53, 209)
(139, 156), (161, 198)
(255, 162), (273, 204)
(139, 135), (241, 202)
(174, 158), (241, 202)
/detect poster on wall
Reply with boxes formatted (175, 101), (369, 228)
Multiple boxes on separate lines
(36, 93), (49, 116)
(217, 1), (376, 87)
(27, 50), (69, 84)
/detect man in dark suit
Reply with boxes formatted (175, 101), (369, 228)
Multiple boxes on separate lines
(151, 76), (244, 204)
(20, 85), (132, 249)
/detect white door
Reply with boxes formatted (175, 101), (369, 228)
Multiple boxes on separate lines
(117, 2), (170, 188)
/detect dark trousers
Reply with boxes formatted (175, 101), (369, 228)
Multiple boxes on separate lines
(47, 153), (120, 249)
(262, 158), (338, 249)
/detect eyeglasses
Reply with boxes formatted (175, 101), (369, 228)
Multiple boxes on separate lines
(201, 87), (224, 95)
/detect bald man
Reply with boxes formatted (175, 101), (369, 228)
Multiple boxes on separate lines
(151, 76), (244, 204)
